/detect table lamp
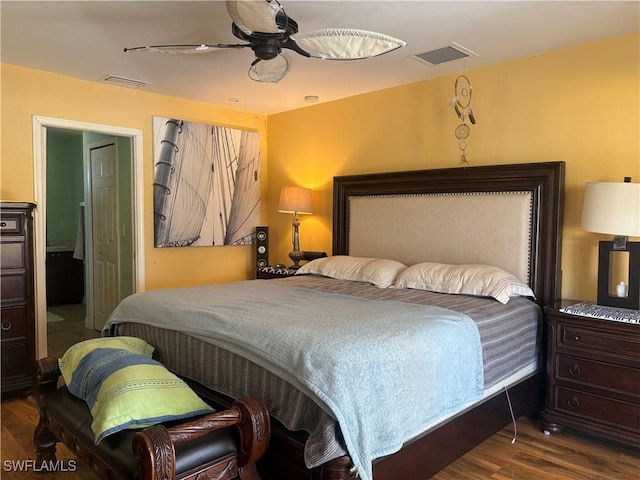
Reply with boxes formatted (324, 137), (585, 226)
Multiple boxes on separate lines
(278, 186), (313, 269)
(581, 178), (640, 309)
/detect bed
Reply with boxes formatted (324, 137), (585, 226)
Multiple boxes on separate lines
(104, 161), (565, 480)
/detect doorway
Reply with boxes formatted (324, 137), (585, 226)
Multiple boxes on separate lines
(33, 116), (145, 358)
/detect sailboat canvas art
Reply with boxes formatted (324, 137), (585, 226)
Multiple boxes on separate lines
(152, 116), (261, 247)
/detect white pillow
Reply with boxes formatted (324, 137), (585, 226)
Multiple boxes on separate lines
(296, 255), (407, 288)
(394, 262), (535, 304)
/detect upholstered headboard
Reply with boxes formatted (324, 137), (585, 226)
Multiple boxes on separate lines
(332, 162), (565, 307)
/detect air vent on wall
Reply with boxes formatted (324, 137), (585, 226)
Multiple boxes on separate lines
(409, 42), (478, 66)
(100, 75), (150, 89)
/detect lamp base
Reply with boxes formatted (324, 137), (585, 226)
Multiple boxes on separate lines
(597, 241), (639, 310)
(288, 250), (305, 269)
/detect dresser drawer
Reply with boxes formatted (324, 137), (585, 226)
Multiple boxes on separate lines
(557, 355), (640, 396)
(0, 307), (27, 340)
(0, 273), (26, 305)
(0, 216), (22, 234)
(1, 344), (28, 379)
(559, 323), (640, 358)
(0, 241), (25, 269)
(555, 386), (640, 432)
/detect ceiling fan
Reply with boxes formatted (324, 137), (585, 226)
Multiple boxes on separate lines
(124, 0), (406, 83)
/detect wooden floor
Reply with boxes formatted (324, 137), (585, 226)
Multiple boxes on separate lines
(3, 315), (637, 479)
(430, 417), (639, 480)
(1, 391), (637, 479)
(46, 303), (101, 358)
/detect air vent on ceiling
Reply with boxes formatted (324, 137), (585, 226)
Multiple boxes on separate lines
(409, 42), (478, 66)
(100, 75), (150, 89)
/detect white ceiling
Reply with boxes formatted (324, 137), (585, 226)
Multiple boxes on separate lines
(2, 1), (638, 115)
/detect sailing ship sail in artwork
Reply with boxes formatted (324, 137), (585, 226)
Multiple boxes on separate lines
(153, 117), (260, 247)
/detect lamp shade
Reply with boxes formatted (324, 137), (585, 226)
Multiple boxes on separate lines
(581, 182), (640, 237)
(278, 186), (313, 214)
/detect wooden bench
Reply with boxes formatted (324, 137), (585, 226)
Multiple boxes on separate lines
(33, 357), (270, 480)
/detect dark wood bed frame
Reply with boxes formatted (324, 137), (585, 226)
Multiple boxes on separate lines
(253, 161), (565, 480)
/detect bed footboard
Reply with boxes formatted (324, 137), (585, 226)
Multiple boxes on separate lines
(256, 372), (542, 480)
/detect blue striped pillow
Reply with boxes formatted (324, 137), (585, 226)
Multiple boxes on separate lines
(59, 336), (155, 385)
(61, 342), (213, 443)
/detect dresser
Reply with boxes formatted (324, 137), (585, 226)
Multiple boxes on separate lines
(542, 300), (640, 448)
(1, 202), (37, 393)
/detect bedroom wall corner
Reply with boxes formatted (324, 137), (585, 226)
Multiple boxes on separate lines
(266, 33), (640, 303)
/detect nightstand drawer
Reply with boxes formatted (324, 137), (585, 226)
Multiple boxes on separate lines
(557, 355), (640, 396)
(559, 323), (640, 358)
(555, 386), (640, 432)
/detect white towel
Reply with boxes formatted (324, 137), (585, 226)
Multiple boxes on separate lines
(73, 203), (85, 260)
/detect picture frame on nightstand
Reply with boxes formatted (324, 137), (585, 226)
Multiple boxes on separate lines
(597, 241), (640, 310)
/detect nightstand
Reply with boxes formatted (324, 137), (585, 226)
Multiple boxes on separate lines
(257, 265), (298, 279)
(542, 300), (640, 449)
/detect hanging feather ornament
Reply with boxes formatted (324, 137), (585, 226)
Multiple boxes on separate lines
(450, 75), (476, 166)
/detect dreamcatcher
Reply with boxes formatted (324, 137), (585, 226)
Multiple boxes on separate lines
(450, 74), (476, 166)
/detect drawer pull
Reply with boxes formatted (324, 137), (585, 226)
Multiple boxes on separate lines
(568, 364), (581, 376)
(567, 396), (580, 409)
(1, 321), (11, 331)
(572, 335), (580, 341)
(0, 220), (17, 230)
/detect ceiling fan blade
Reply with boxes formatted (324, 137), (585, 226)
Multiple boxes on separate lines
(226, 0), (286, 36)
(292, 29), (406, 60)
(124, 44), (248, 54)
(248, 53), (291, 83)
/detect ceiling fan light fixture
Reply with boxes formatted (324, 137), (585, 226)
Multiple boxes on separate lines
(248, 54), (290, 83)
(292, 29), (406, 60)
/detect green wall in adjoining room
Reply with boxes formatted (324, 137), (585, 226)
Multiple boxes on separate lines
(46, 130), (84, 247)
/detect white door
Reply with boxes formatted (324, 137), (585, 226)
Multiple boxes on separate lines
(90, 142), (120, 330)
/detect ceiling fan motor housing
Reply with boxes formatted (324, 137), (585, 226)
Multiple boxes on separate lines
(231, 22), (286, 60)
(252, 38), (281, 60)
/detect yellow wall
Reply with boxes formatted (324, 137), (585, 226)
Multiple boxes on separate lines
(1, 64), (268, 289)
(2, 33), (638, 301)
(267, 33), (640, 302)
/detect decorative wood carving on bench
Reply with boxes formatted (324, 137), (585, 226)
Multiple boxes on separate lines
(34, 357), (270, 480)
